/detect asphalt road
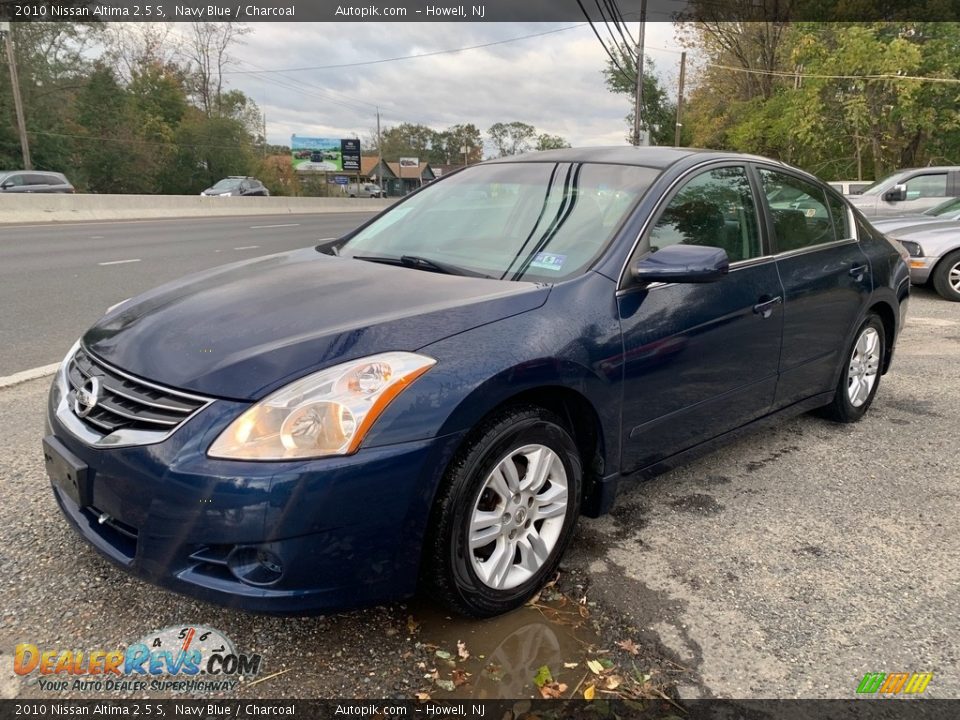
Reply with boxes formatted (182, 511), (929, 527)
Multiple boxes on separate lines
(0, 289), (955, 701)
(0, 213), (376, 376)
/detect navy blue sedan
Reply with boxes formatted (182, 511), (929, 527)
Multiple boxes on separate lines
(43, 148), (910, 617)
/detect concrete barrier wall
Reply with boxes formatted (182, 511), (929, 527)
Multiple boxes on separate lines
(0, 194), (397, 224)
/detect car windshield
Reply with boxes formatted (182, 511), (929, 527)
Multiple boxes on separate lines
(924, 197), (960, 216)
(337, 162), (658, 281)
(860, 171), (909, 196)
(212, 179), (242, 190)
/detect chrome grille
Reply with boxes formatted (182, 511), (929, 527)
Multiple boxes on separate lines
(66, 347), (210, 436)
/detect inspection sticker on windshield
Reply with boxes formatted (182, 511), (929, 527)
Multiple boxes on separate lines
(530, 253), (566, 271)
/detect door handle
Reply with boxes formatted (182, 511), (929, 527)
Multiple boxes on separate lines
(753, 295), (783, 319)
(849, 264), (868, 281)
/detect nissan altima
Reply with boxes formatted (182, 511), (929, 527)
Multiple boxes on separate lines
(43, 148), (910, 617)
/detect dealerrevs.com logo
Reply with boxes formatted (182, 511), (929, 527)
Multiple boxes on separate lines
(14, 625), (262, 693)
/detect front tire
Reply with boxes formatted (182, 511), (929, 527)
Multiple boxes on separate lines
(932, 249), (960, 302)
(423, 406), (582, 617)
(821, 314), (885, 423)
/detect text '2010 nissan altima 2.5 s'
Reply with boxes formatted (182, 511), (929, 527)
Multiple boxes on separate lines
(43, 148), (910, 617)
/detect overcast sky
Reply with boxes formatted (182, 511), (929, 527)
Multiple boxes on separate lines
(188, 22), (683, 155)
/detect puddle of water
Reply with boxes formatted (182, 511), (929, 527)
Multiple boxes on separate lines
(410, 595), (602, 700)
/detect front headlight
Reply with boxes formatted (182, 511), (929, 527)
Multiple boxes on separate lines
(208, 352), (436, 460)
(899, 239), (923, 257)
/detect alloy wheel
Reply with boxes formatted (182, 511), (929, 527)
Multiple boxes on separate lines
(847, 327), (881, 407)
(468, 444), (568, 590)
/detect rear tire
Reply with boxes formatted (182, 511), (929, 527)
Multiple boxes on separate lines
(932, 249), (960, 301)
(422, 406), (582, 617)
(820, 314), (885, 423)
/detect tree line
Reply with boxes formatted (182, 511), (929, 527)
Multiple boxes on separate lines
(606, 22), (960, 181)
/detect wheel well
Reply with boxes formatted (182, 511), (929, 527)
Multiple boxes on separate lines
(868, 301), (896, 374)
(479, 386), (606, 492)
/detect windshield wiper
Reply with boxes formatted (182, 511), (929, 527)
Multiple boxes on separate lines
(351, 254), (491, 278)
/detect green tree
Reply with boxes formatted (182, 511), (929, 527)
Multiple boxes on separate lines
(536, 133), (571, 151)
(487, 121), (537, 157)
(602, 49), (675, 145)
(377, 123), (438, 161)
(73, 65), (145, 193)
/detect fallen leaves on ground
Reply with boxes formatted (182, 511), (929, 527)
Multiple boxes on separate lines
(456, 639), (470, 660)
(533, 665), (554, 688)
(538, 681), (568, 699)
(617, 638), (641, 655)
(451, 669), (470, 687)
(583, 684), (596, 700)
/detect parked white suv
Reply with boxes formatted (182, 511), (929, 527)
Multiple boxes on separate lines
(347, 183), (384, 198)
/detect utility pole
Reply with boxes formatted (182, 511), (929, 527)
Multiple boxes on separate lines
(632, 0), (647, 147)
(261, 113), (267, 156)
(375, 105), (383, 191)
(674, 51), (687, 147)
(1, 23), (32, 169)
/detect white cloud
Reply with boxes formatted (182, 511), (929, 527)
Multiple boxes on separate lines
(221, 22), (683, 154)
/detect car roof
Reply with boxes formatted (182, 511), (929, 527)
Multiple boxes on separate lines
(484, 146), (795, 171)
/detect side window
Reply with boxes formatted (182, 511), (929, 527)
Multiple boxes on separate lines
(4, 174), (25, 187)
(26, 174), (50, 186)
(904, 173), (946, 199)
(827, 193), (851, 239)
(758, 169), (833, 252)
(648, 166), (761, 262)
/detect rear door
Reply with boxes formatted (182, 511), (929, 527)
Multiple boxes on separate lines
(755, 166), (871, 406)
(618, 164), (785, 472)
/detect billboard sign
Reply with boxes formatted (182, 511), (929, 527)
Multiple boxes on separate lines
(399, 157), (419, 169)
(341, 138), (361, 172)
(291, 136), (362, 173)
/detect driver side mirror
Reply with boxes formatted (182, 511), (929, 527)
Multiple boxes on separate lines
(0, 181), (13, 189)
(631, 244), (730, 285)
(884, 184), (907, 202)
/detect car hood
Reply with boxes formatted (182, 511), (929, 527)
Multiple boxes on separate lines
(870, 216), (941, 234)
(83, 248), (550, 400)
(887, 222), (960, 255)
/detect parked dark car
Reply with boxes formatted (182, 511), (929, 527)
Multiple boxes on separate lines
(43, 148), (909, 617)
(200, 176), (269, 197)
(0, 170), (74, 193)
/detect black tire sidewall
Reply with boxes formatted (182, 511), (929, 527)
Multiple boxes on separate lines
(441, 410), (582, 616)
(836, 315), (886, 421)
(933, 250), (960, 302)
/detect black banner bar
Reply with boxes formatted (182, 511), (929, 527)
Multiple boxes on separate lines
(1, 0), (960, 22)
(0, 699), (958, 720)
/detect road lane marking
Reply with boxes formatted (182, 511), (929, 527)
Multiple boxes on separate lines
(98, 258), (141, 266)
(234, 245), (260, 250)
(248, 223), (300, 229)
(89, 235), (104, 239)
(0, 363), (61, 389)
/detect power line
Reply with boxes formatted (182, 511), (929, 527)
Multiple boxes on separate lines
(222, 24), (588, 75)
(575, 0), (633, 83)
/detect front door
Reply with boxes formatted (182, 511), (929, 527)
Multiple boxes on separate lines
(618, 165), (784, 473)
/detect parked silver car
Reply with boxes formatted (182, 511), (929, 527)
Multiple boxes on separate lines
(847, 167), (960, 217)
(887, 219), (960, 301)
(869, 198), (960, 235)
(0, 170), (74, 193)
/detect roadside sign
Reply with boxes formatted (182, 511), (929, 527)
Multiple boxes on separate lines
(341, 139), (361, 173)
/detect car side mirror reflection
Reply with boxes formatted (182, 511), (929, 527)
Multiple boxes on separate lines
(631, 244), (730, 285)
(884, 184), (907, 202)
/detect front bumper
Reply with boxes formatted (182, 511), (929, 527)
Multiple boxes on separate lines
(906, 256), (937, 285)
(45, 368), (464, 614)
